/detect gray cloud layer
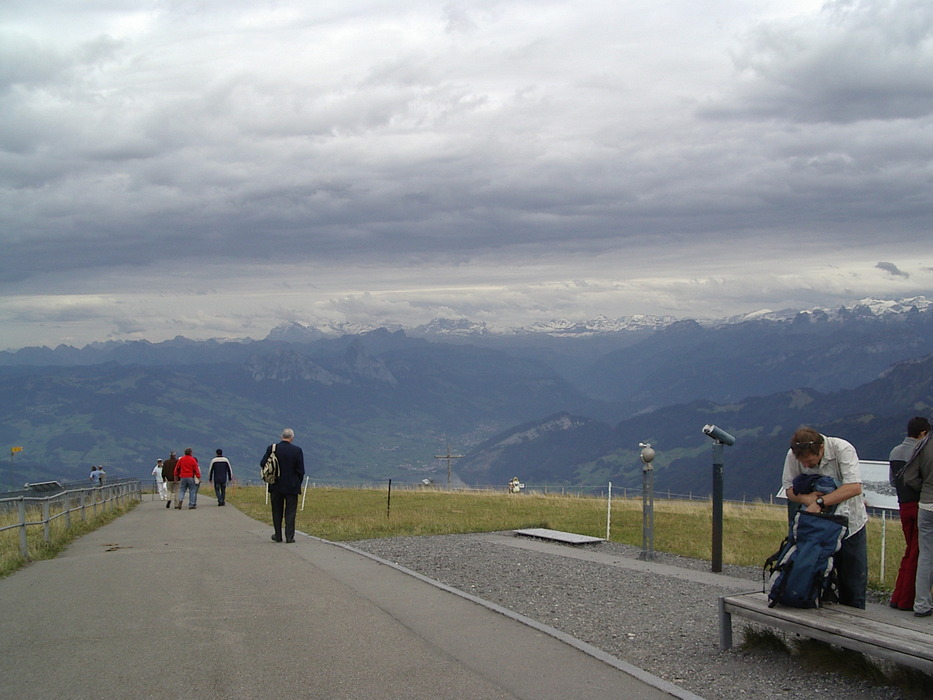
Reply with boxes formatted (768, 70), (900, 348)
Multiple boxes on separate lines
(1, 1), (932, 348)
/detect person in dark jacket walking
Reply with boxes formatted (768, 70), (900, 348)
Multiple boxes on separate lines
(208, 449), (234, 506)
(260, 428), (305, 543)
(161, 451), (178, 509)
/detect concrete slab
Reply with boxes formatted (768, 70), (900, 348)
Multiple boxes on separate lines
(514, 528), (604, 545)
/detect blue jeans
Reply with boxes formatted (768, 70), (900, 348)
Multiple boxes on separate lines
(915, 508), (933, 614)
(178, 477), (199, 507)
(836, 525), (868, 609)
(213, 480), (227, 504)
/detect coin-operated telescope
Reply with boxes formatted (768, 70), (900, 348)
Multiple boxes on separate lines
(702, 424), (735, 573)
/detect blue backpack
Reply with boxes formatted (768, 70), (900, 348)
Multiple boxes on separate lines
(764, 508), (848, 608)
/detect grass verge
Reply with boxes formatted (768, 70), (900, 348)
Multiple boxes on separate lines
(0, 499), (138, 578)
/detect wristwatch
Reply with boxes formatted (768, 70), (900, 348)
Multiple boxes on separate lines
(815, 497), (825, 510)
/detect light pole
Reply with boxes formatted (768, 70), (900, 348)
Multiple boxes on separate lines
(434, 442), (463, 488)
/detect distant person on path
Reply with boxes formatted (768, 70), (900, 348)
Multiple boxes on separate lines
(97, 466), (106, 486)
(152, 459), (168, 501)
(261, 428), (305, 543)
(782, 426), (868, 609)
(162, 451), (179, 509)
(208, 449), (234, 506)
(904, 425), (933, 617)
(89, 465), (100, 485)
(174, 448), (201, 510)
(888, 417), (931, 611)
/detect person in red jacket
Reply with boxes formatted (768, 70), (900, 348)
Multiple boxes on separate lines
(174, 447), (201, 510)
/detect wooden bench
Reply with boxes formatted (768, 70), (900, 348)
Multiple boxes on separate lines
(719, 591), (933, 675)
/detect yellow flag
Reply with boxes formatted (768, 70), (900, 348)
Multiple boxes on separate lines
(10, 446), (23, 454)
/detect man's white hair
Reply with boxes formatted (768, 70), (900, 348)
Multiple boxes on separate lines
(281, 428), (295, 439)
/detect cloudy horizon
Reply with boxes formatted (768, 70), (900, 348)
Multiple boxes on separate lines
(3, 1), (933, 350)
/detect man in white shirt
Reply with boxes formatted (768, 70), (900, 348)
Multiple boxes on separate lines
(782, 426), (868, 609)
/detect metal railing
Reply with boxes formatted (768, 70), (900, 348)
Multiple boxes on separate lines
(0, 479), (142, 558)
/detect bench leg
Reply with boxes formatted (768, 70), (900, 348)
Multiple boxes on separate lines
(719, 597), (733, 650)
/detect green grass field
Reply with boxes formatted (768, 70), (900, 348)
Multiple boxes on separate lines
(230, 485), (904, 592)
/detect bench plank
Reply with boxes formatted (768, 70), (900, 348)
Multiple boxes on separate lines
(720, 591), (933, 675)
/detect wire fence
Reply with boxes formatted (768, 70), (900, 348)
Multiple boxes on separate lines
(242, 476), (788, 505)
(0, 479), (142, 558)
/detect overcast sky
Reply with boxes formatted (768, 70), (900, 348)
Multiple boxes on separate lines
(2, 0), (933, 350)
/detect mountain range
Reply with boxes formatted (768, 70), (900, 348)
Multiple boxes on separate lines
(2, 296), (932, 499)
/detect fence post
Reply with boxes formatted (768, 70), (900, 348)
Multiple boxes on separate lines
(65, 490), (71, 529)
(43, 499), (51, 543)
(18, 498), (28, 558)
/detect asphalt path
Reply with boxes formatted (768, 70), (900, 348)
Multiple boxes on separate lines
(0, 497), (697, 700)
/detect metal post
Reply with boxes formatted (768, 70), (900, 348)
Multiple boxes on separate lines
(43, 499), (51, 543)
(702, 424), (735, 574)
(10, 446), (23, 492)
(386, 479), (392, 519)
(880, 510), (886, 583)
(18, 498), (28, 558)
(712, 441), (724, 573)
(639, 443), (655, 561)
(606, 482), (612, 541)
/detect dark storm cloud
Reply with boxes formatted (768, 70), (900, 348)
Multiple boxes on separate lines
(876, 262), (909, 279)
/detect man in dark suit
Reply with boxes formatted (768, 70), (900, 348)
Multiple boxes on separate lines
(261, 428), (305, 543)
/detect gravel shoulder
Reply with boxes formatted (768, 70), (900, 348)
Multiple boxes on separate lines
(351, 532), (909, 700)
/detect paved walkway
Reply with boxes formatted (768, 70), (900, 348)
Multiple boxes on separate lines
(0, 497), (698, 700)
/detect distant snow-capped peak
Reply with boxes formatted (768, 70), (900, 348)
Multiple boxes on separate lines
(722, 296), (932, 325)
(265, 297), (932, 342)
